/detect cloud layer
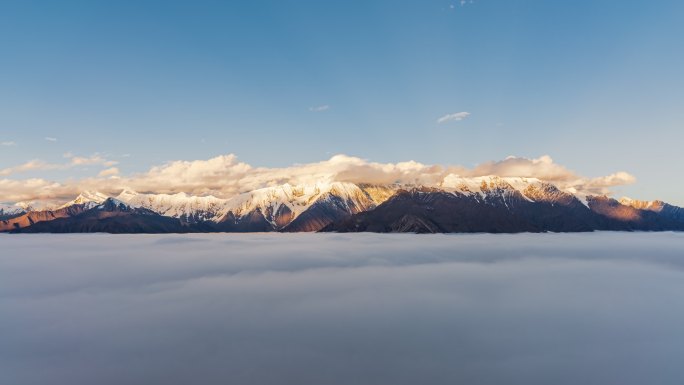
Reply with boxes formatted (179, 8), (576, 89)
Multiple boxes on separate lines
(1, 232), (684, 385)
(0, 153), (635, 204)
(0, 154), (118, 178)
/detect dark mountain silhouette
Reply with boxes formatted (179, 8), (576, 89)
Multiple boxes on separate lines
(322, 188), (684, 233)
(13, 198), (197, 234)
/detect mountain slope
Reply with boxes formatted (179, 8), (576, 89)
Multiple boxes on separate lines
(5, 182), (396, 233)
(619, 198), (684, 223)
(323, 178), (684, 233)
(323, 187), (597, 233)
(117, 190), (230, 223)
(58, 191), (109, 209)
(282, 187), (378, 232)
(0, 204), (24, 220)
(116, 182), (395, 232)
(587, 196), (684, 231)
(213, 182), (391, 231)
(15, 198), (195, 234)
(0, 204), (90, 232)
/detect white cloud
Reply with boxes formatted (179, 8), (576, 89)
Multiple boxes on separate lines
(98, 167), (120, 177)
(0, 154), (118, 178)
(0, 153), (636, 204)
(66, 153), (118, 167)
(0, 160), (62, 176)
(462, 155), (637, 195)
(309, 105), (330, 112)
(437, 111), (470, 124)
(1, 141), (17, 146)
(44, 137), (58, 142)
(0, 178), (66, 203)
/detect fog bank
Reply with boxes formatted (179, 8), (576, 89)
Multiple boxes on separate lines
(1, 232), (684, 385)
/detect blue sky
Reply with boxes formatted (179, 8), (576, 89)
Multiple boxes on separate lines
(1, 1), (683, 204)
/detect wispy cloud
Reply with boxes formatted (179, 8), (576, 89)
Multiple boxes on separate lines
(0, 160), (60, 176)
(437, 111), (470, 124)
(64, 152), (118, 167)
(98, 167), (120, 177)
(309, 105), (330, 112)
(0, 153), (118, 177)
(44, 137), (58, 142)
(449, 0), (476, 9)
(1, 141), (17, 146)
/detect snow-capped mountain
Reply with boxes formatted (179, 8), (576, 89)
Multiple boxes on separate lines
(16, 197), (191, 234)
(2, 182), (397, 233)
(3, 177), (683, 233)
(619, 197), (684, 223)
(324, 177), (684, 233)
(58, 191), (110, 209)
(115, 182), (397, 231)
(117, 189), (229, 223)
(217, 182), (391, 230)
(324, 177), (597, 233)
(619, 197), (660, 210)
(0, 204), (24, 218)
(0, 203), (91, 232)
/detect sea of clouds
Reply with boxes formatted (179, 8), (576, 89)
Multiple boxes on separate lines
(2, 232), (684, 385)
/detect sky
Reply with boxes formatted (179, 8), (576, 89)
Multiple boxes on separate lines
(1, 1), (683, 204)
(3, 232), (684, 385)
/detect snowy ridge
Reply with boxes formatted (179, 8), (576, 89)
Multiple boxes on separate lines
(50, 178), (585, 223)
(0, 204), (24, 217)
(619, 197), (663, 211)
(222, 182), (376, 223)
(441, 175), (542, 196)
(42, 177), (626, 229)
(58, 191), (109, 210)
(6, 177), (684, 233)
(111, 182), (394, 227)
(440, 176), (544, 201)
(117, 189), (230, 222)
(96, 197), (133, 211)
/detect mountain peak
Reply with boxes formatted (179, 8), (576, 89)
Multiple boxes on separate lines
(96, 197), (134, 212)
(59, 191), (110, 209)
(619, 197), (665, 211)
(117, 188), (138, 199)
(0, 203), (24, 217)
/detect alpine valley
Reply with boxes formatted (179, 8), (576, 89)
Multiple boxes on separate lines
(2, 177), (683, 234)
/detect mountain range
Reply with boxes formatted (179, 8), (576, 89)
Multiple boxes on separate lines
(2, 177), (683, 234)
